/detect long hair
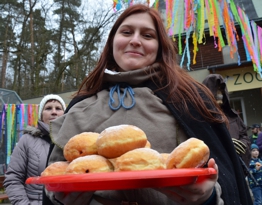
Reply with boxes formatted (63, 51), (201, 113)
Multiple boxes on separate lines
(76, 4), (227, 124)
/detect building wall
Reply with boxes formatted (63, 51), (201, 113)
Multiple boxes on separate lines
(230, 88), (262, 123)
(187, 68), (262, 127)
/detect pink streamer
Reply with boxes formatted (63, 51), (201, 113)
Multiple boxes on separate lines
(258, 27), (262, 61)
(21, 104), (24, 127)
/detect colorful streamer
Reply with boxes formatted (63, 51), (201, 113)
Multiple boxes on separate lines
(0, 105), (6, 143)
(111, 0), (262, 75)
(0, 104), (40, 164)
(154, 0), (159, 9)
(258, 27), (262, 63)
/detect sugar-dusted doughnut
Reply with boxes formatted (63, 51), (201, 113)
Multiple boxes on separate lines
(114, 148), (166, 171)
(63, 132), (99, 162)
(166, 138), (210, 169)
(41, 161), (69, 176)
(96, 125), (147, 158)
(65, 155), (114, 174)
(160, 153), (170, 163)
(145, 140), (151, 148)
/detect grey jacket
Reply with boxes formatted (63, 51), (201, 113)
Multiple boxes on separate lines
(4, 121), (51, 205)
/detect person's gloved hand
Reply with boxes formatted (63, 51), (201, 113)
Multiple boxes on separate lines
(232, 138), (246, 155)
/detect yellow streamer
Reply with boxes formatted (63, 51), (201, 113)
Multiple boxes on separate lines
(192, 32), (198, 64)
(206, 0), (215, 36)
(198, 0), (205, 43)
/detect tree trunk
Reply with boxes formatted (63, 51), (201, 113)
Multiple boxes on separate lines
(29, 0), (35, 96)
(1, 43), (9, 88)
(1, 17), (10, 88)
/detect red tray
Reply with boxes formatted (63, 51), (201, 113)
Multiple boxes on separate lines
(26, 168), (216, 192)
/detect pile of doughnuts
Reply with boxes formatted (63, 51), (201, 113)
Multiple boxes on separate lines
(41, 124), (210, 176)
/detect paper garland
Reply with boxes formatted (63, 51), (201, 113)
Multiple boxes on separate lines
(0, 104), (39, 164)
(112, 0), (262, 76)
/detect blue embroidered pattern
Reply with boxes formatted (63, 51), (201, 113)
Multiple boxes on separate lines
(108, 84), (136, 111)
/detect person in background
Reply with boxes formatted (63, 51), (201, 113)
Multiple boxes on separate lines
(4, 94), (66, 205)
(248, 144), (262, 205)
(44, 4), (252, 205)
(250, 124), (261, 145)
(202, 74), (250, 167)
(255, 125), (262, 158)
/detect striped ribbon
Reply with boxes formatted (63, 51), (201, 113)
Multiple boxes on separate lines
(0, 104), (40, 164)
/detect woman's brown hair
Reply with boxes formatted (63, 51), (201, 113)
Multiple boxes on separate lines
(76, 4), (227, 124)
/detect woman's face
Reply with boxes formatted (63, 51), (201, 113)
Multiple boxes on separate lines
(113, 13), (159, 71)
(42, 100), (64, 125)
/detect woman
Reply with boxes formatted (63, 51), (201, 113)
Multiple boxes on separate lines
(45, 4), (252, 205)
(4, 94), (66, 205)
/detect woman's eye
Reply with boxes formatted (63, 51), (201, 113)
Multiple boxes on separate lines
(144, 34), (153, 38)
(122, 30), (131, 35)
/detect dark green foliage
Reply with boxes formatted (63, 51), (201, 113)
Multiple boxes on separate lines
(0, 0), (117, 99)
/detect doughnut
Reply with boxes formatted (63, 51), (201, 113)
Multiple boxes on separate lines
(96, 124), (147, 158)
(161, 153), (170, 163)
(145, 140), (151, 148)
(114, 148), (166, 171)
(166, 138), (210, 169)
(65, 155), (114, 174)
(63, 132), (99, 162)
(108, 158), (117, 169)
(41, 161), (69, 176)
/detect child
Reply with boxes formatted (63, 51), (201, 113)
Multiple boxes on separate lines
(248, 144), (262, 205)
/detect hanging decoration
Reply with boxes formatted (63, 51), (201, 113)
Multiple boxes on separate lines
(111, 0), (262, 76)
(113, 0), (138, 10)
(0, 104), (39, 164)
(237, 7), (261, 74)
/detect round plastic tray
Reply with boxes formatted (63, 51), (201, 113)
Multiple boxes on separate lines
(26, 168), (216, 191)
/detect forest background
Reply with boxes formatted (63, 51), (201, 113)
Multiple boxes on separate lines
(0, 0), (151, 100)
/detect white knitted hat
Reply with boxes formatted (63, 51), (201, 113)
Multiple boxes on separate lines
(38, 94), (66, 120)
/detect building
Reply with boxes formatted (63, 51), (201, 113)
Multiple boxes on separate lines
(157, 0), (262, 129)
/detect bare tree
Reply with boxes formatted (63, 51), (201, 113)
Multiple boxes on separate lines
(0, 0), (118, 99)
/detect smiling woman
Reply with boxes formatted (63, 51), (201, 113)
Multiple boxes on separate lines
(44, 4), (252, 205)
(113, 12), (159, 71)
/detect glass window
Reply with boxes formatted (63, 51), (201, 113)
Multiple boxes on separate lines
(230, 97), (247, 124)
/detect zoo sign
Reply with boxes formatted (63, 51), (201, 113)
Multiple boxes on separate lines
(217, 67), (262, 92)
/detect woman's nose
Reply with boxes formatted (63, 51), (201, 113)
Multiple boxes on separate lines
(51, 108), (58, 114)
(130, 34), (141, 46)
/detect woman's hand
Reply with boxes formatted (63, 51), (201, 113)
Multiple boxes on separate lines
(54, 191), (94, 205)
(156, 158), (218, 205)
